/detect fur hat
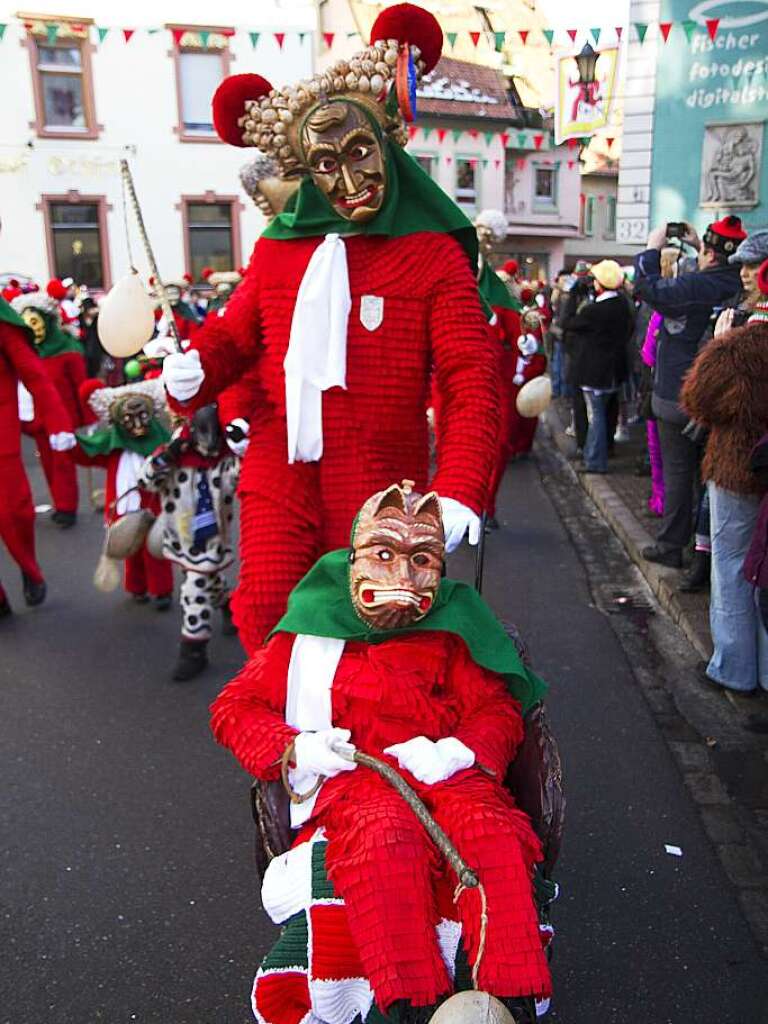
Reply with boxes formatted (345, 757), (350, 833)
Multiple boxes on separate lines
(474, 209), (508, 241)
(80, 377), (167, 427)
(211, 4), (442, 175)
(729, 230), (768, 265)
(11, 291), (61, 321)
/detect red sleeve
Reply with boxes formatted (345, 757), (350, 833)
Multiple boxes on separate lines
(209, 632), (299, 779)
(495, 306), (521, 349)
(64, 351), (87, 426)
(217, 364), (268, 427)
(446, 637), (524, 777)
(168, 247), (263, 415)
(429, 239), (501, 514)
(523, 353), (547, 382)
(3, 324), (72, 435)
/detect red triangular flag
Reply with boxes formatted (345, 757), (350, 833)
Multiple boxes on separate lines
(519, 30), (529, 45)
(615, 26), (623, 40)
(469, 129), (479, 139)
(322, 32), (334, 49)
(123, 28), (135, 43)
(567, 137), (579, 150)
(171, 28), (185, 46)
(446, 156), (453, 165)
(494, 158), (501, 169)
(275, 32), (286, 49)
(659, 22), (673, 43)
(500, 132), (509, 147)
(437, 128), (447, 143)
(567, 160), (575, 169)
(469, 31), (481, 47)
(516, 157), (526, 170)
(533, 133), (544, 150)
(567, 29), (577, 43)
(605, 137), (615, 150)
(407, 125), (418, 141)
(706, 18), (720, 41)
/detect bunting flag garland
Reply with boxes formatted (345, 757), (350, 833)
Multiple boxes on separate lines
(45, 23), (58, 43)
(347, 31), (358, 39)
(446, 156), (453, 165)
(147, 27), (161, 35)
(500, 132), (509, 147)
(659, 22), (673, 43)
(469, 31), (481, 47)
(494, 31), (505, 50)
(705, 18), (720, 41)
(682, 19), (697, 42)
(633, 22), (648, 43)
(516, 157), (526, 170)
(423, 127), (433, 140)
(566, 138), (579, 150)
(542, 29), (555, 47)
(249, 31), (260, 48)
(615, 26), (623, 41)
(0, 24), (6, 40)
(322, 32), (334, 49)
(590, 28), (601, 45)
(199, 30), (210, 47)
(533, 134), (544, 150)
(171, 28), (185, 45)
(494, 158), (501, 169)
(96, 26), (109, 42)
(446, 31), (457, 49)
(605, 137), (615, 150)
(517, 132), (527, 147)
(437, 128), (447, 143)
(299, 31), (309, 44)
(275, 31), (286, 49)
(451, 128), (462, 142)
(468, 128), (479, 139)
(518, 30), (528, 45)
(567, 160), (575, 169)
(408, 125), (418, 141)
(123, 29), (134, 43)
(481, 158), (489, 168)
(566, 29), (577, 43)
(483, 131), (494, 146)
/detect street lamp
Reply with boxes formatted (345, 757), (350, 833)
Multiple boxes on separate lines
(575, 43), (598, 86)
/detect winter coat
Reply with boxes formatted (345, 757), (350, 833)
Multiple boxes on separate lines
(634, 249), (741, 405)
(681, 320), (768, 495)
(562, 294), (633, 390)
(743, 434), (768, 588)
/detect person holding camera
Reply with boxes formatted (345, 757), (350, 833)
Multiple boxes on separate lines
(681, 255), (768, 695)
(634, 217), (744, 568)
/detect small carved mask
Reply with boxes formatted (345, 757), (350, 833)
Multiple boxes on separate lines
(350, 482), (444, 630)
(112, 394), (154, 438)
(301, 101), (386, 223)
(21, 309), (47, 345)
(189, 404), (222, 457)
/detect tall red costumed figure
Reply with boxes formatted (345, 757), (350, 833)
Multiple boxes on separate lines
(0, 295), (75, 614)
(162, 5), (500, 652)
(12, 292), (86, 527)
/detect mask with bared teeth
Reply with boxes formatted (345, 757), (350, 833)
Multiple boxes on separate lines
(349, 480), (444, 630)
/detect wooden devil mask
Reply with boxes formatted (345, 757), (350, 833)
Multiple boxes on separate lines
(349, 481), (444, 630)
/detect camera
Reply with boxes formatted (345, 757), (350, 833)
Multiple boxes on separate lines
(666, 222), (686, 240)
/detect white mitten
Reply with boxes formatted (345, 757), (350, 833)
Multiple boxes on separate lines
(439, 496), (481, 553)
(225, 417), (250, 457)
(434, 737), (475, 778)
(162, 349), (205, 402)
(385, 736), (475, 785)
(293, 728), (357, 779)
(49, 431), (76, 452)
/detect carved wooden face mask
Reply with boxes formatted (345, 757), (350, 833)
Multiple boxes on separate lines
(20, 309), (47, 345)
(112, 394), (154, 438)
(302, 101), (386, 223)
(350, 483), (444, 630)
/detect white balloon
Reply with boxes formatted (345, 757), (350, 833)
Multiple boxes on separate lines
(97, 272), (156, 357)
(516, 375), (552, 418)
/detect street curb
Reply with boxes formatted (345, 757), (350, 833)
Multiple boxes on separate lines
(541, 408), (713, 663)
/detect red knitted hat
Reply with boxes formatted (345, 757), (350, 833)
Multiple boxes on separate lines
(212, 74), (274, 147)
(502, 259), (519, 277)
(704, 214), (747, 256)
(757, 258), (768, 296)
(46, 278), (67, 300)
(201, 266), (214, 281)
(520, 285), (535, 305)
(79, 378), (105, 405)
(370, 3), (443, 72)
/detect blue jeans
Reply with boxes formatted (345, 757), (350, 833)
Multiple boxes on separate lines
(551, 340), (571, 398)
(582, 388), (615, 472)
(707, 483), (768, 692)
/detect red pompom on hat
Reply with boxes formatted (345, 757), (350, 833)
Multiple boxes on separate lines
(519, 285), (535, 305)
(183, 272), (193, 284)
(46, 278), (67, 300)
(502, 259), (519, 277)
(370, 3), (443, 72)
(201, 266), (214, 281)
(212, 74), (274, 147)
(2, 285), (22, 302)
(708, 214), (747, 241)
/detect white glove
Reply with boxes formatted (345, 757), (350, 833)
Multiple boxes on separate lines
(143, 336), (178, 359)
(513, 373), (525, 386)
(293, 728), (357, 779)
(49, 431), (76, 452)
(440, 496), (481, 553)
(384, 735), (475, 785)
(225, 417), (250, 457)
(162, 349), (205, 402)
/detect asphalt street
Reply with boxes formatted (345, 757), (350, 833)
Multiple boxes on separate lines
(2, 439), (767, 1024)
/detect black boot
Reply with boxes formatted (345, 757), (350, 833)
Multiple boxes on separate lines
(22, 573), (47, 607)
(678, 550), (711, 593)
(171, 639), (209, 681)
(0, 592), (12, 619)
(641, 544), (683, 568)
(221, 601), (238, 636)
(155, 593), (172, 612)
(51, 510), (77, 528)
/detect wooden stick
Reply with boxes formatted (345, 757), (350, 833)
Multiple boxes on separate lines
(119, 159), (182, 353)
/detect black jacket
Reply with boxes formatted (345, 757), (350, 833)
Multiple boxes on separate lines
(633, 249), (741, 404)
(563, 294), (634, 390)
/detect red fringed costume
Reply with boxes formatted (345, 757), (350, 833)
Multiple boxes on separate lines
(487, 305), (522, 518)
(0, 317), (71, 584)
(508, 347), (548, 460)
(174, 232), (498, 651)
(211, 630), (551, 1013)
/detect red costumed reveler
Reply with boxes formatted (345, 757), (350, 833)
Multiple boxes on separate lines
(162, 5), (500, 654)
(0, 296), (75, 613)
(11, 292), (87, 527)
(211, 482), (552, 1021)
(507, 311), (548, 460)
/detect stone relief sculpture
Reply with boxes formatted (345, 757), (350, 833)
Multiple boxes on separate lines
(701, 123), (762, 208)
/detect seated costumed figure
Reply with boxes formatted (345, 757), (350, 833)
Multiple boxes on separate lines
(162, 4), (500, 654)
(211, 481), (552, 1023)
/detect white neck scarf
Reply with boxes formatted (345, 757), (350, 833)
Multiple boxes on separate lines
(284, 233), (351, 463)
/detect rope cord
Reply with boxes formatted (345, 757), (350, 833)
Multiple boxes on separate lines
(453, 880), (488, 990)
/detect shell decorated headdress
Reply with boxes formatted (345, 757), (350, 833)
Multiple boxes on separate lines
(211, 3), (443, 177)
(11, 292), (61, 323)
(83, 377), (167, 427)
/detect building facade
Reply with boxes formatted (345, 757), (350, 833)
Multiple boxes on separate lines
(0, 3), (315, 292)
(565, 164), (640, 267)
(617, 0), (768, 246)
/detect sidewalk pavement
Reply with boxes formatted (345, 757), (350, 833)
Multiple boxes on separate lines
(543, 396), (713, 663)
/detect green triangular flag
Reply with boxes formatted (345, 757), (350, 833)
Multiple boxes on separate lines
(45, 22), (59, 44)
(494, 31), (505, 50)
(299, 32), (309, 43)
(347, 31), (357, 39)
(0, 23), (6, 41)
(543, 28), (555, 47)
(452, 129), (462, 142)
(481, 158), (489, 168)
(682, 19), (697, 42)
(517, 132), (528, 147)
(96, 26), (109, 43)
(199, 30), (210, 47)
(634, 22), (648, 43)
(249, 31), (260, 48)
(446, 31), (458, 48)
(422, 127), (433, 140)
(147, 27), (161, 34)
(484, 131), (494, 145)
(590, 27), (601, 45)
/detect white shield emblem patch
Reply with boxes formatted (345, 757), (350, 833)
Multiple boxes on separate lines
(360, 294), (384, 332)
